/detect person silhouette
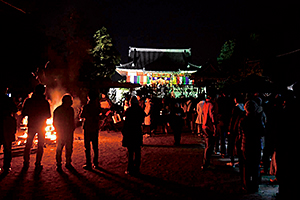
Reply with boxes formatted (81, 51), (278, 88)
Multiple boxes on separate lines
(53, 94), (75, 171)
(122, 96), (145, 175)
(0, 87), (17, 174)
(201, 93), (218, 170)
(169, 101), (185, 146)
(22, 84), (51, 170)
(238, 100), (265, 193)
(80, 90), (101, 170)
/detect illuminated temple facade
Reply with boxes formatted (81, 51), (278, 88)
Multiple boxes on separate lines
(115, 47), (202, 98)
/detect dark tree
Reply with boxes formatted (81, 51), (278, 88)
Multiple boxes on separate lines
(89, 27), (121, 80)
(217, 33), (264, 83)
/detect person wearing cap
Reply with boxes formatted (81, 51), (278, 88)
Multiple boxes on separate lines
(22, 84), (51, 170)
(238, 100), (265, 193)
(53, 94), (75, 171)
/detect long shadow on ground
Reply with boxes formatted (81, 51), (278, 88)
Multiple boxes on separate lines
(142, 143), (205, 149)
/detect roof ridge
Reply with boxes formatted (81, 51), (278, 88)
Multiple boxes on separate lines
(129, 47), (191, 54)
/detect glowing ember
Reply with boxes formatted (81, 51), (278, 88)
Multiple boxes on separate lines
(18, 132), (28, 139)
(22, 116), (28, 127)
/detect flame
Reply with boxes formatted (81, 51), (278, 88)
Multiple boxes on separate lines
(15, 88), (67, 146)
(22, 116), (28, 126)
(16, 117), (56, 145)
(19, 132), (28, 139)
(45, 118), (57, 142)
(16, 89), (81, 145)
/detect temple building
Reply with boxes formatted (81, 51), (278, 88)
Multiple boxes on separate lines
(115, 47), (202, 98)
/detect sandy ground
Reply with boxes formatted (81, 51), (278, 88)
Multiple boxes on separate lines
(0, 128), (278, 200)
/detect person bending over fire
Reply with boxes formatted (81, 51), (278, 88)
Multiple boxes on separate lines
(53, 94), (75, 172)
(22, 84), (51, 170)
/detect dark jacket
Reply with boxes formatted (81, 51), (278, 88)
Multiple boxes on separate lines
(1, 94), (17, 143)
(53, 105), (75, 139)
(122, 105), (145, 148)
(229, 104), (245, 134)
(80, 100), (101, 133)
(22, 93), (51, 128)
(169, 106), (185, 128)
(238, 113), (265, 155)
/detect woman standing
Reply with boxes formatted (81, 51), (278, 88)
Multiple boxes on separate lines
(122, 96), (145, 175)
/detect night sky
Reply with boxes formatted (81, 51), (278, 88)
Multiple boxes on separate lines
(1, 0), (300, 91)
(72, 0), (299, 64)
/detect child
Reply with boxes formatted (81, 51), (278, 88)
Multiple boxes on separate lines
(53, 94), (75, 171)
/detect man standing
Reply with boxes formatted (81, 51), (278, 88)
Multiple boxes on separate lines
(53, 94), (75, 171)
(0, 87), (17, 174)
(22, 84), (51, 170)
(201, 93), (218, 170)
(80, 90), (101, 170)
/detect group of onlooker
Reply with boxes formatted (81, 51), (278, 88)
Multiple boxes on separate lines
(134, 86), (299, 197)
(0, 85), (115, 173)
(2, 83), (299, 198)
(193, 87), (299, 198)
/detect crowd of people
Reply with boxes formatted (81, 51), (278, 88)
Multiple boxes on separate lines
(1, 83), (299, 199)
(123, 87), (299, 198)
(201, 88), (299, 198)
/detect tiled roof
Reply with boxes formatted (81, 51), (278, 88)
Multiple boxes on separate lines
(120, 47), (196, 71)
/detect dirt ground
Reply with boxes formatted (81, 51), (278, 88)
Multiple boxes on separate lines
(0, 128), (278, 200)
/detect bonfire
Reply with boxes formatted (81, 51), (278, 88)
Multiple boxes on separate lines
(45, 118), (57, 142)
(15, 116), (57, 147)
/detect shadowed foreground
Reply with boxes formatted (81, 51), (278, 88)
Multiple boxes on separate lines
(0, 129), (278, 200)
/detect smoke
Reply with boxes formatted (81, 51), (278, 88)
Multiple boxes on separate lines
(72, 95), (82, 119)
(48, 87), (66, 114)
(47, 87), (82, 119)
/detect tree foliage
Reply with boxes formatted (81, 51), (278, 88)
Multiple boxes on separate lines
(217, 39), (236, 65)
(217, 33), (264, 83)
(89, 27), (121, 79)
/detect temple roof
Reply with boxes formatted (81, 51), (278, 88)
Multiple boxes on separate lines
(117, 47), (200, 72)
